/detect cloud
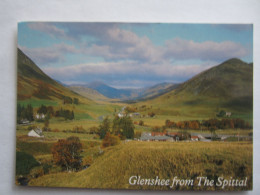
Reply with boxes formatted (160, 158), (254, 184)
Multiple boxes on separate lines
(164, 38), (249, 61)
(43, 60), (214, 87)
(26, 22), (250, 64)
(20, 43), (80, 65)
(27, 23), (66, 37)
(22, 22), (252, 87)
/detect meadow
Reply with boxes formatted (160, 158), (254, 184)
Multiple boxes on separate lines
(28, 141), (252, 191)
(16, 96), (253, 190)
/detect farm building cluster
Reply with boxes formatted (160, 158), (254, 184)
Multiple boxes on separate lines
(138, 132), (200, 142)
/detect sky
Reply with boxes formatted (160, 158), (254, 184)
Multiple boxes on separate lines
(18, 22), (253, 89)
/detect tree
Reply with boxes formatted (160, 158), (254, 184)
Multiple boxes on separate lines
(111, 116), (135, 139)
(139, 120), (144, 126)
(63, 96), (73, 104)
(148, 112), (155, 117)
(43, 118), (49, 131)
(99, 117), (110, 139)
(73, 98), (79, 105)
(216, 110), (226, 117)
(52, 136), (82, 171)
(102, 132), (120, 148)
(16, 151), (40, 175)
(112, 116), (122, 135)
(121, 117), (135, 139)
(47, 106), (54, 117)
(89, 126), (99, 134)
(152, 126), (161, 132)
(17, 103), (34, 123)
(38, 105), (48, 114)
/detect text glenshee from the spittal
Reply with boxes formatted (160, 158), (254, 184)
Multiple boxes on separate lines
(129, 176), (247, 189)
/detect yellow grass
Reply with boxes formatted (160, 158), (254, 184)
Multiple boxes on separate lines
(29, 141), (252, 191)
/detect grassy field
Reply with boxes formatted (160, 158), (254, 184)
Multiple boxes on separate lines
(28, 141), (252, 191)
(133, 94), (253, 125)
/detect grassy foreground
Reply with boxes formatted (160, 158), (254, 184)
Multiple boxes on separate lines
(29, 141), (252, 191)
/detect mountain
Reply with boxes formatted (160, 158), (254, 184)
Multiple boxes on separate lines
(17, 48), (92, 103)
(136, 82), (179, 100)
(142, 58), (253, 116)
(72, 81), (178, 101)
(68, 86), (109, 101)
(172, 58), (253, 98)
(84, 81), (142, 99)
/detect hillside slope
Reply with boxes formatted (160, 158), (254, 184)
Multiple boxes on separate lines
(140, 58), (253, 118)
(136, 82), (179, 101)
(79, 82), (178, 101)
(17, 48), (92, 104)
(29, 141), (252, 190)
(85, 81), (141, 99)
(173, 58), (253, 98)
(68, 86), (110, 101)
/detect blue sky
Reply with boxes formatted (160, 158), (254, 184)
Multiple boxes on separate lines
(18, 22), (253, 88)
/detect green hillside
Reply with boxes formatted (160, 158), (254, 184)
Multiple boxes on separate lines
(136, 83), (179, 101)
(173, 58), (252, 98)
(68, 86), (110, 101)
(139, 59), (253, 120)
(29, 141), (252, 190)
(17, 48), (92, 104)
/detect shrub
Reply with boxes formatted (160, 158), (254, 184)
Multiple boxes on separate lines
(152, 126), (161, 132)
(29, 166), (44, 178)
(52, 136), (82, 171)
(139, 120), (144, 126)
(16, 151), (40, 175)
(102, 133), (121, 148)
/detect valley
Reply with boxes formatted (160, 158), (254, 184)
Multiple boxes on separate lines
(16, 48), (253, 190)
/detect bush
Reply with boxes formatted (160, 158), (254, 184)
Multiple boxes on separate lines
(102, 133), (121, 148)
(139, 120), (144, 126)
(89, 126), (99, 134)
(152, 126), (161, 132)
(52, 136), (82, 171)
(29, 166), (44, 178)
(16, 151), (40, 175)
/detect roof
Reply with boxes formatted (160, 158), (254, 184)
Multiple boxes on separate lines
(151, 132), (166, 136)
(34, 127), (43, 136)
(28, 128), (44, 138)
(167, 132), (179, 136)
(140, 134), (173, 141)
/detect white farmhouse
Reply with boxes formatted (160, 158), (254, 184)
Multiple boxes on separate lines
(118, 113), (125, 118)
(35, 113), (45, 120)
(28, 127), (44, 138)
(226, 112), (232, 117)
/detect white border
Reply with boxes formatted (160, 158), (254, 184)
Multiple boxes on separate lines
(0, 0), (259, 194)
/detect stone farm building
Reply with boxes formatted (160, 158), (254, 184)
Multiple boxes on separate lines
(139, 132), (201, 142)
(129, 113), (141, 118)
(191, 136), (199, 141)
(226, 112), (232, 117)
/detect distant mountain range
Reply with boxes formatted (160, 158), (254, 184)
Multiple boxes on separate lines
(18, 47), (253, 115)
(68, 81), (179, 101)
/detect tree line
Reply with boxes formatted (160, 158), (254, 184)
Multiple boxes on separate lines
(98, 116), (135, 140)
(17, 103), (75, 124)
(165, 118), (252, 130)
(17, 104), (33, 123)
(55, 108), (74, 120)
(63, 96), (79, 105)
